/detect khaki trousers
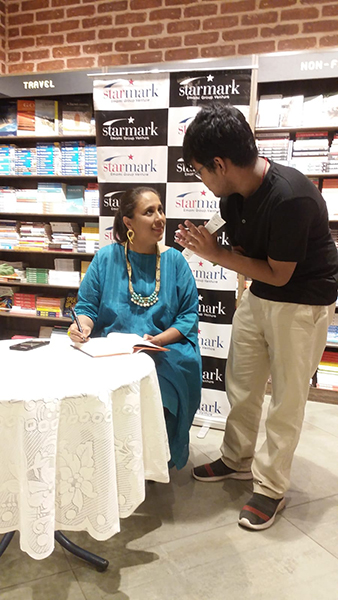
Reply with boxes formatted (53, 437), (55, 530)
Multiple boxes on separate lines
(220, 289), (335, 499)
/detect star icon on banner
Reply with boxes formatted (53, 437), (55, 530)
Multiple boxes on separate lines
(129, 79), (134, 85)
(199, 261), (203, 266)
(128, 154), (133, 160)
(201, 190), (206, 196)
(207, 74), (214, 82)
(128, 117), (135, 123)
(198, 295), (203, 301)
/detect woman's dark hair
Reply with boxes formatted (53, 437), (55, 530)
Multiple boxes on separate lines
(113, 186), (161, 243)
(183, 102), (258, 170)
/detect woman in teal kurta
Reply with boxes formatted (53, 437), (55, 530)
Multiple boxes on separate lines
(70, 187), (202, 470)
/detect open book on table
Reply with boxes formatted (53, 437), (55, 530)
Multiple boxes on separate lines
(72, 332), (169, 358)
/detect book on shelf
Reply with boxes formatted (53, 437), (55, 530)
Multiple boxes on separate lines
(66, 184), (85, 214)
(0, 101), (17, 136)
(72, 332), (169, 358)
(80, 260), (90, 281)
(63, 290), (78, 317)
(321, 179), (338, 220)
(301, 95), (324, 127)
(322, 92), (338, 125)
(61, 99), (92, 135)
(256, 94), (283, 128)
(36, 142), (61, 175)
(35, 99), (59, 136)
(278, 95), (304, 128)
(17, 100), (35, 135)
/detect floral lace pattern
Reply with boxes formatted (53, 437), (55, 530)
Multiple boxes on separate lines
(0, 342), (170, 559)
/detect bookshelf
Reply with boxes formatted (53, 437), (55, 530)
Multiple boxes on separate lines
(256, 51), (338, 398)
(0, 72), (99, 339)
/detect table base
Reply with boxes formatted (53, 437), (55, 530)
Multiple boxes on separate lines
(0, 531), (109, 572)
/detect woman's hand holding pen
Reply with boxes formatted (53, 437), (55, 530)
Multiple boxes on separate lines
(68, 312), (93, 343)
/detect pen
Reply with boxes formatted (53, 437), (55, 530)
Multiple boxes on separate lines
(71, 307), (84, 334)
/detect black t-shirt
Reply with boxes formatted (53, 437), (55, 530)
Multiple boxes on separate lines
(220, 160), (338, 305)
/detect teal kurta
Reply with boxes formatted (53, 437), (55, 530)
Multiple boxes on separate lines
(75, 243), (202, 470)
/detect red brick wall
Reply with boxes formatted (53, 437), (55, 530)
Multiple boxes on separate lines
(5, 0), (338, 75)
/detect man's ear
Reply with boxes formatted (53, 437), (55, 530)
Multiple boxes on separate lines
(213, 156), (227, 173)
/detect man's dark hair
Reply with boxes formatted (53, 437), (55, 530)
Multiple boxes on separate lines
(183, 102), (258, 171)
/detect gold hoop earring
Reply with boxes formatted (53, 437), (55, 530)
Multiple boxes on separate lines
(127, 229), (134, 244)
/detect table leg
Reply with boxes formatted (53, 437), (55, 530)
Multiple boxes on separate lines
(55, 531), (109, 571)
(0, 531), (15, 557)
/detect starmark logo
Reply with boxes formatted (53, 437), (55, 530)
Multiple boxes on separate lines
(175, 191), (218, 212)
(102, 154), (157, 174)
(103, 79), (159, 102)
(198, 331), (225, 350)
(178, 74), (240, 100)
(176, 157), (196, 177)
(102, 117), (159, 141)
(104, 225), (114, 241)
(177, 115), (196, 136)
(103, 191), (123, 209)
(198, 294), (227, 318)
(191, 259), (228, 283)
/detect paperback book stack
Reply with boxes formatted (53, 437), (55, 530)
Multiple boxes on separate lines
(328, 134), (338, 173)
(18, 222), (50, 251)
(84, 183), (99, 215)
(26, 267), (49, 284)
(289, 132), (329, 174)
(61, 141), (85, 175)
(48, 221), (79, 252)
(48, 269), (80, 286)
(77, 222), (99, 254)
(37, 182), (67, 214)
(15, 188), (41, 213)
(36, 142), (61, 176)
(14, 146), (37, 175)
(84, 144), (97, 175)
(0, 144), (15, 174)
(0, 220), (19, 249)
(36, 295), (64, 318)
(12, 292), (36, 314)
(256, 133), (291, 166)
(316, 349), (338, 390)
(327, 313), (338, 345)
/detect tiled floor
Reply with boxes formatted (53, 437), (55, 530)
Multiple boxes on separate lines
(1, 398), (338, 599)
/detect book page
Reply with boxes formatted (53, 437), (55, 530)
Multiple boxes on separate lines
(72, 332), (168, 357)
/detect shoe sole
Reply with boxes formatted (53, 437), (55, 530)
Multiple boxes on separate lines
(192, 469), (253, 483)
(238, 497), (286, 530)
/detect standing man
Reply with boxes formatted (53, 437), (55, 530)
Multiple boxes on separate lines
(175, 103), (338, 530)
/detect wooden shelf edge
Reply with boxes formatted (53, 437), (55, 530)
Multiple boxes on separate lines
(0, 311), (71, 322)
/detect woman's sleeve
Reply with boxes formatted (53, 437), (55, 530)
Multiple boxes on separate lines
(171, 254), (199, 344)
(75, 252), (103, 325)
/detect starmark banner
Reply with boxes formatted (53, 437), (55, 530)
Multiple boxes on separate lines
(93, 66), (253, 429)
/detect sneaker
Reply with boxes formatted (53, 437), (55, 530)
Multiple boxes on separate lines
(192, 458), (253, 482)
(238, 493), (286, 530)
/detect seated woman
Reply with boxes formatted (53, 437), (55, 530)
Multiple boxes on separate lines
(68, 186), (202, 470)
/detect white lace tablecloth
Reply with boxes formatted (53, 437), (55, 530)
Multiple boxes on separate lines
(0, 338), (170, 560)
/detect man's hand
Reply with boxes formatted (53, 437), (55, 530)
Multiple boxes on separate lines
(175, 220), (222, 264)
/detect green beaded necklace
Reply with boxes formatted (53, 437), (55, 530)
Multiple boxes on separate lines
(124, 241), (161, 307)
